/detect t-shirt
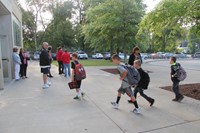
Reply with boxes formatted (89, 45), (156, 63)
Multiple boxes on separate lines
(71, 60), (79, 69)
(117, 64), (130, 89)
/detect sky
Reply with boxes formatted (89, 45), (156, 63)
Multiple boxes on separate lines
(19, 0), (161, 30)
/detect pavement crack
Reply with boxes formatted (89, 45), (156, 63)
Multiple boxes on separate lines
(139, 119), (200, 133)
(85, 94), (126, 133)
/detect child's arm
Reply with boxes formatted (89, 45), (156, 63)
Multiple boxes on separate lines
(120, 70), (128, 80)
(72, 69), (75, 81)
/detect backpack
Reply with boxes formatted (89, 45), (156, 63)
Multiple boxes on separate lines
(140, 69), (150, 89)
(177, 66), (187, 81)
(74, 61), (86, 80)
(122, 65), (141, 86)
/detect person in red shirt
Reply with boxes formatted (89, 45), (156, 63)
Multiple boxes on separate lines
(61, 49), (71, 77)
(56, 47), (64, 74)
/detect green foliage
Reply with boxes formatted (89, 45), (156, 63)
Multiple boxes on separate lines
(83, 0), (145, 54)
(39, 1), (75, 51)
(137, 0), (200, 53)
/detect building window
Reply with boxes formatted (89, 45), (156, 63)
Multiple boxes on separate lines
(13, 21), (21, 46)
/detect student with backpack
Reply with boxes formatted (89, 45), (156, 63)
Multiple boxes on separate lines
(131, 60), (155, 106)
(71, 53), (86, 100)
(170, 57), (186, 102)
(111, 54), (141, 113)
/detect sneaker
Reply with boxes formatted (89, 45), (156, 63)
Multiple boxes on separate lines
(178, 96), (184, 102)
(81, 92), (85, 97)
(73, 96), (81, 100)
(172, 98), (178, 102)
(132, 107), (141, 114)
(42, 84), (49, 89)
(111, 102), (119, 109)
(150, 99), (155, 106)
(47, 81), (52, 86)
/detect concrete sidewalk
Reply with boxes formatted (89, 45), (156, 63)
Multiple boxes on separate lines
(0, 61), (200, 133)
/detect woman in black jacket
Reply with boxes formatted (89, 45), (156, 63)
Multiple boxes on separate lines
(128, 46), (142, 66)
(19, 48), (28, 79)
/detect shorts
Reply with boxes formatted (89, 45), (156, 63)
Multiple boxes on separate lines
(118, 86), (132, 97)
(76, 80), (82, 89)
(41, 68), (49, 74)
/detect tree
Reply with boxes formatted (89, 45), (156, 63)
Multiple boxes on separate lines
(83, 0), (145, 62)
(25, 0), (51, 50)
(138, 0), (200, 52)
(40, 1), (75, 51)
(18, 4), (35, 51)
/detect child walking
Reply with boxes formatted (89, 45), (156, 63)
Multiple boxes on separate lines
(111, 54), (141, 113)
(71, 53), (85, 100)
(170, 57), (184, 102)
(133, 60), (155, 106)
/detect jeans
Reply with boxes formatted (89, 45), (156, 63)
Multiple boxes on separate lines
(63, 63), (71, 77)
(172, 81), (182, 100)
(134, 86), (153, 102)
(58, 61), (64, 74)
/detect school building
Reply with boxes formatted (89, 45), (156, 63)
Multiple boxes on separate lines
(0, 0), (22, 89)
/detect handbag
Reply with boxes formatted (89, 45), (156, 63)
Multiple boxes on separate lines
(68, 81), (79, 89)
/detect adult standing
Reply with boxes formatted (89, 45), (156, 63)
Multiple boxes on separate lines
(56, 47), (64, 74)
(48, 46), (53, 78)
(61, 49), (71, 77)
(12, 48), (21, 81)
(40, 42), (51, 89)
(128, 46), (142, 66)
(19, 48), (28, 79)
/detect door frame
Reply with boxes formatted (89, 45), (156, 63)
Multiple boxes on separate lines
(0, 35), (12, 82)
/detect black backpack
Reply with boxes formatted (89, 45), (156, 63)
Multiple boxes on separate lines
(140, 69), (150, 89)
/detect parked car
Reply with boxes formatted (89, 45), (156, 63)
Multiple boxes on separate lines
(176, 53), (187, 58)
(193, 52), (200, 58)
(141, 53), (150, 60)
(163, 53), (175, 59)
(119, 53), (130, 60)
(92, 53), (103, 59)
(151, 52), (164, 59)
(69, 52), (72, 59)
(33, 51), (40, 60)
(103, 52), (111, 60)
(77, 51), (88, 59)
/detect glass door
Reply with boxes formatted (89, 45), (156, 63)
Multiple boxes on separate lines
(0, 35), (11, 82)
(0, 38), (4, 89)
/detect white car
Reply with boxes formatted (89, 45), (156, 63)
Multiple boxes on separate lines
(119, 53), (130, 60)
(92, 53), (103, 59)
(77, 51), (88, 59)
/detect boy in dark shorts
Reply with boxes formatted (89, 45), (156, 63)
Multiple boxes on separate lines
(170, 57), (184, 102)
(40, 42), (51, 89)
(71, 53), (85, 100)
(111, 54), (141, 113)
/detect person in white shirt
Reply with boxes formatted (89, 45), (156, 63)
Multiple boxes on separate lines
(12, 48), (21, 81)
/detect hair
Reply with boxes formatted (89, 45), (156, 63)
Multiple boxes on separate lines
(133, 46), (140, 53)
(134, 60), (142, 66)
(72, 52), (78, 59)
(57, 47), (61, 51)
(111, 54), (121, 61)
(43, 42), (48, 46)
(48, 46), (52, 51)
(171, 56), (177, 63)
(64, 49), (68, 52)
(13, 47), (18, 52)
(20, 48), (23, 53)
